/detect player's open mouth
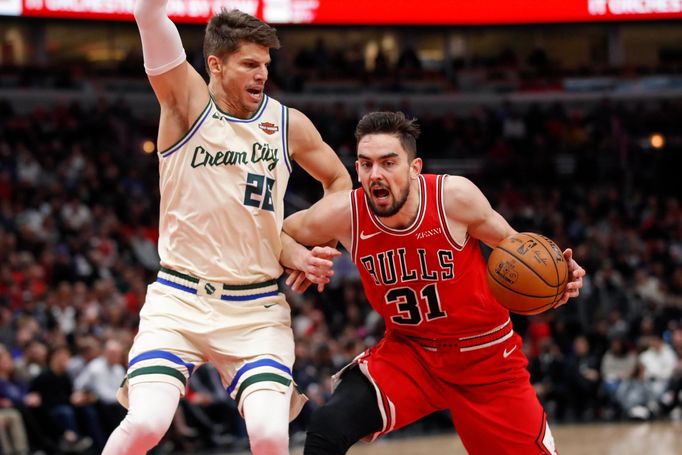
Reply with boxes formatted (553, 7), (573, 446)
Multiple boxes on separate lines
(372, 187), (390, 201)
(246, 88), (262, 102)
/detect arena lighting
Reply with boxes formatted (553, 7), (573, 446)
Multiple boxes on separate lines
(650, 133), (665, 149)
(142, 140), (156, 154)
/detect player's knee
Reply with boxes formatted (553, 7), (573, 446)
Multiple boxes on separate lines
(247, 420), (289, 455)
(120, 409), (173, 447)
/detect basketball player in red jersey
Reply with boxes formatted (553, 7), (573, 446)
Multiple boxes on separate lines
(283, 111), (586, 455)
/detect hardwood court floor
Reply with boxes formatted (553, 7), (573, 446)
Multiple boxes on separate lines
(230, 421), (682, 455)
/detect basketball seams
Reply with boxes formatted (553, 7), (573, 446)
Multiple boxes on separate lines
(531, 235), (563, 305)
(486, 232), (568, 315)
(495, 244), (560, 289)
(485, 268), (559, 300)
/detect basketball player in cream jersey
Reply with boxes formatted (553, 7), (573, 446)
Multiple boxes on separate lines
(102, 3), (351, 455)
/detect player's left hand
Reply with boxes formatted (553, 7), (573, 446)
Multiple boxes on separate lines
(287, 246), (341, 293)
(554, 248), (586, 308)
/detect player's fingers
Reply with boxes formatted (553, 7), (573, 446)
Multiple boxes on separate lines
(307, 273), (331, 285)
(285, 270), (299, 287)
(305, 267), (332, 283)
(573, 263), (586, 279)
(307, 263), (335, 278)
(311, 246), (341, 258)
(298, 279), (313, 293)
(322, 247), (342, 257)
(292, 272), (307, 292)
(310, 257), (334, 270)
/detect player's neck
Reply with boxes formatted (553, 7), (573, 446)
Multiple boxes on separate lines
(208, 83), (253, 119)
(377, 181), (421, 230)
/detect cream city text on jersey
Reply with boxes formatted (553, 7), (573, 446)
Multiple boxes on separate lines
(191, 143), (280, 171)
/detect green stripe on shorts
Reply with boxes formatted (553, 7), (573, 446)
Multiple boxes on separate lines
(128, 366), (187, 386)
(158, 266), (199, 284)
(235, 373), (292, 403)
(222, 279), (278, 291)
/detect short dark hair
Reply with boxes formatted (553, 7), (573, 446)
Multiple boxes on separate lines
(203, 9), (280, 72)
(355, 111), (420, 160)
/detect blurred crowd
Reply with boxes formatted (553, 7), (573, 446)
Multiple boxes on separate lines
(2, 37), (682, 95)
(0, 91), (681, 454)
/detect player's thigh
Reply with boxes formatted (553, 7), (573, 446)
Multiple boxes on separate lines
(359, 337), (444, 440)
(449, 373), (556, 455)
(124, 283), (205, 401)
(208, 293), (302, 419)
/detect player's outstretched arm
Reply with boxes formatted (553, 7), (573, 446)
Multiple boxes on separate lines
(442, 175), (516, 248)
(134, 0), (208, 149)
(283, 190), (352, 250)
(288, 108), (352, 196)
(282, 190), (351, 292)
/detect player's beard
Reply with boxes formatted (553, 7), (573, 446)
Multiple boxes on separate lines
(366, 180), (410, 218)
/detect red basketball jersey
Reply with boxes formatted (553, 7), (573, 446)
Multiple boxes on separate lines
(350, 174), (509, 338)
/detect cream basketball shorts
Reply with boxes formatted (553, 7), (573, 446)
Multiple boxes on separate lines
(117, 266), (307, 421)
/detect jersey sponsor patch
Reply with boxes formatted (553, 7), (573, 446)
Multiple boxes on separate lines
(258, 122), (279, 135)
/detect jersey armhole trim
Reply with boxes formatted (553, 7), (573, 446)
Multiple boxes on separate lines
(436, 174), (468, 251)
(281, 106), (292, 173)
(350, 190), (359, 264)
(159, 98), (212, 158)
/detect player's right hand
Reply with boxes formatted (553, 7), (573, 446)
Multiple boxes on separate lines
(287, 246), (341, 293)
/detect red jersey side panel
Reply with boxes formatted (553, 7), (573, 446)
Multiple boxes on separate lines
(350, 174), (509, 339)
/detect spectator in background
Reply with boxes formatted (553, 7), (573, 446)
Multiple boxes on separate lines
(67, 335), (101, 380)
(564, 335), (601, 420)
(600, 337), (637, 418)
(73, 339), (126, 450)
(0, 344), (58, 453)
(14, 339), (47, 383)
(0, 404), (30, 455)
(528, 338), (567, 421)
(663, 327), (682, 418)
(0, 345), (30, 455)
(638, 335), (677, 406)
(29, 345), (92, 453)
(615, 362), (659, 420)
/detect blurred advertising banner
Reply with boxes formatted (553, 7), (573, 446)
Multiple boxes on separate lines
(0, 0), (21, 16)
(13, 0), (682, 24)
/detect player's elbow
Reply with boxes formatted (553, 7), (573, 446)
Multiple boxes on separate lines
(133, 0), (167, 25)
(324, 169), (352, 194)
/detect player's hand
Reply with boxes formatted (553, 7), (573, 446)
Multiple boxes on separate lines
(287, 246), (341, 293)
(554, 248), (586, 308)
(285, 269), (313, 293)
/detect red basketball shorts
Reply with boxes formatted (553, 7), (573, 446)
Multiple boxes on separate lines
(344, 320), (556, 454)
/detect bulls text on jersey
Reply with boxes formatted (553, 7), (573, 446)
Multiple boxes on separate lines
(359, 247), (455, 286)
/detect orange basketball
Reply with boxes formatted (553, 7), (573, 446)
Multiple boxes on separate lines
(486, 232), (569, 315)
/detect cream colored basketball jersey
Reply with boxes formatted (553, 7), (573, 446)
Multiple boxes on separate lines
(157, 94), (291, 283)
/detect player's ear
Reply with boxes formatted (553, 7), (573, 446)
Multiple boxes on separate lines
(354, 160), (361, 182)
(410, 157), (422, 179)
(207, 55), (222, 74)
